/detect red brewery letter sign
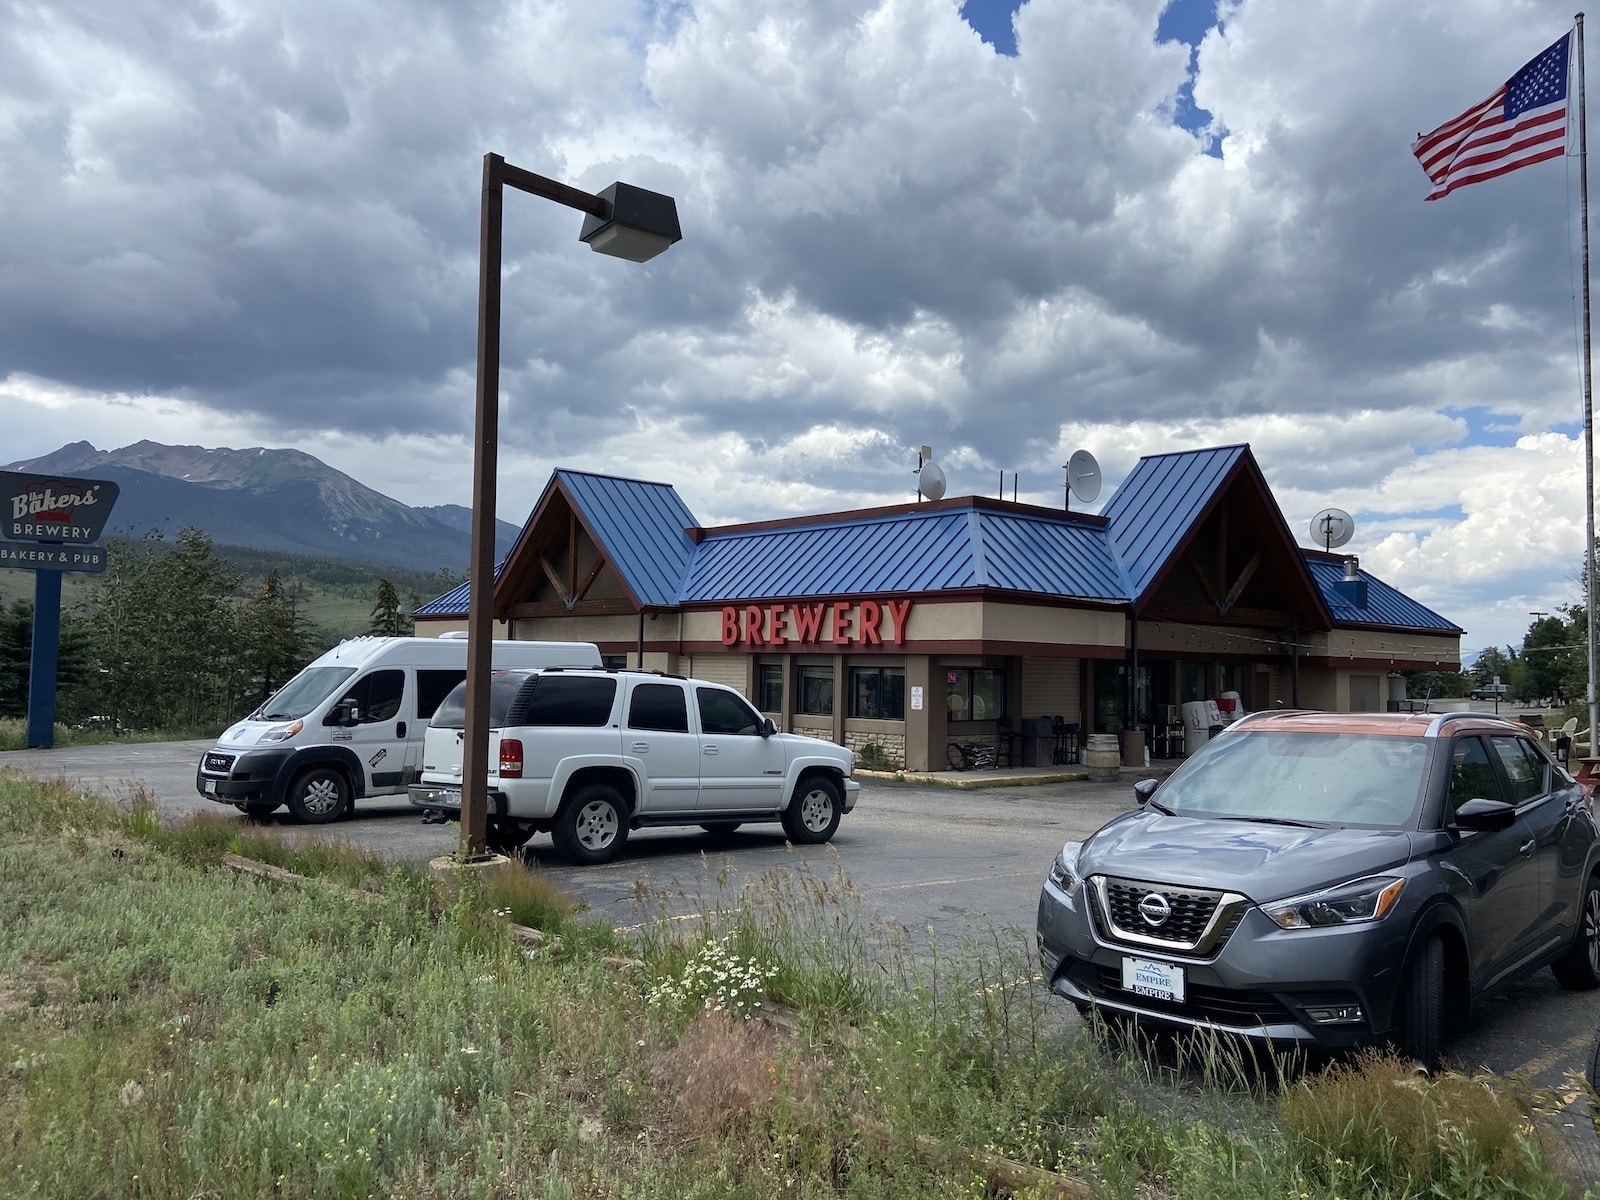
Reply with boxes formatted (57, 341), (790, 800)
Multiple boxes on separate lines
(720, 597), (914, 647)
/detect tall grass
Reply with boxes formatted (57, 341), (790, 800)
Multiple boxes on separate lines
(0, 771), (1583, 1199)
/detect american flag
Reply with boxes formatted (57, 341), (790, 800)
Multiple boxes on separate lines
(1412, 33), (1570, 201)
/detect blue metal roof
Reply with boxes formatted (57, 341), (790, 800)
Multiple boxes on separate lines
(1304, 556), (1463, 633)
(412, 451), (1460, 639)
(555, 469), (698, 608)
(1102, 445), (1247, 597)
(413, 560), (503, 617)
(679, 506), (1128, 603)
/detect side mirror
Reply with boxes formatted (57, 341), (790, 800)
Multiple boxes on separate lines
(1452, 797), (1516, 832)
(327, 699), (361, 727)
(1132, 777), (1160, 806)
(760, 717), (777, 737)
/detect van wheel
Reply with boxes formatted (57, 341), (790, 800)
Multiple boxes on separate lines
(1395, 935), (1444, 1070)
(286, 767), (349, 824)
(781, 776), (842, 844)
(552, 784), (629, 865)
(487, 819), (535, 853)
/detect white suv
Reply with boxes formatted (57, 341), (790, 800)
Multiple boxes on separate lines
(407, 667), (859, 863)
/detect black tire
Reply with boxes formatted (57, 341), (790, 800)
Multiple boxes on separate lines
(781, 775), (843, 845)
(1554, 875), (1600, 989)
(486, 819), (536, 853)
(551, 784), (629, 865)
(1396, 935), (1444, 1070)
(699, 823), (742, 834)
(1589, 1028), (1600, 1094)
(241, 801), (280, 820)
(285, 767), (349, 824)
(947, 742), (967, 770)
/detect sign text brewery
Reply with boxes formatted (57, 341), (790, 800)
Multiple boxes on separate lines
(720, 598), (914, 648)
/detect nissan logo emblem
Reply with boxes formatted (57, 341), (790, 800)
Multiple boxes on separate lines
(1138, 892), (1172, 928)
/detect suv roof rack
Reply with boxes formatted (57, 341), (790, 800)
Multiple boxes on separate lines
(540, 666), (688, 680)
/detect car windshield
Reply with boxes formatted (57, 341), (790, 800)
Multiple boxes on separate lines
(429, 672), (535, 730)
(255, 667), (357, 720)
(1155, 731), (1432, 827)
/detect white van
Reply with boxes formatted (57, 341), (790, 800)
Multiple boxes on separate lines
(195, 635), (601, 823)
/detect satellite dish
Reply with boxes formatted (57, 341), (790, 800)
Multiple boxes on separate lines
(918, 461), (947, 501)
(1310, 507), (1355, 550)
(1066, 450), (1101, 506)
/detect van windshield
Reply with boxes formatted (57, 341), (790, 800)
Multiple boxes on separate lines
(256, 667), (358, 721)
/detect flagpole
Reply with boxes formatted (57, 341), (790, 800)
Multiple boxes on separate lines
(1580, 12), (1599, 754)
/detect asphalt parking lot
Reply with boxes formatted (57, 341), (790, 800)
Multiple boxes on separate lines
(4, 738), (1599, 1109)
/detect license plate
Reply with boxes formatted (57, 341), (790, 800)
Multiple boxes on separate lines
(1122, 956), (1185, 1003)
(203, 780), (216, 794)
(433, 790), (461, 809)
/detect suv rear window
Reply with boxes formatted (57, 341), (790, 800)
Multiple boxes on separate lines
(507, 676), (618, 727)
(429, 671), (536, 730)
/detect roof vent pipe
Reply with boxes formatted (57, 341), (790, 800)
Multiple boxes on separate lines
(1334, 556), (1368, 608)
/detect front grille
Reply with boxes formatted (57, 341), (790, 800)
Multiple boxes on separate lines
(1105, 879), (1218, 942)
(1070, 960), (1294, 1028)
(1088, 875), (1250, 955)
(202, 752), (235, 774)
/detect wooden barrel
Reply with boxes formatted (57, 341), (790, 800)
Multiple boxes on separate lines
(1084, 734), (1121, 780)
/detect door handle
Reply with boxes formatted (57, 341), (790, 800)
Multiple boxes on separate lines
(1520, 839), (1536, 857)
(703, 746), (719, 755)
(630, 742), (650, 753)
(397, 721), (407, 738)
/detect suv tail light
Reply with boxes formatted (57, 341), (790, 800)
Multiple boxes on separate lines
(499, 739), (524, 779)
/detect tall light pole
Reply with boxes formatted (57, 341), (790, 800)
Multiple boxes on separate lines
(460, 153), (681, 861)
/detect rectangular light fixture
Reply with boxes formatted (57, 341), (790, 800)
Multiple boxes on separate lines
(580, 182), (683, 263)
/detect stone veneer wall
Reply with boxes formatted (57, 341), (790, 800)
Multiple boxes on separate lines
(843, 729), (905, 770)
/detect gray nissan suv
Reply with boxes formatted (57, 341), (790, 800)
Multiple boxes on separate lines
(1036, 710), (1600, 1066)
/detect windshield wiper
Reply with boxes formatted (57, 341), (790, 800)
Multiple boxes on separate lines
(1225, 814), (1323, 829)
(1147, 798), (1176, 815)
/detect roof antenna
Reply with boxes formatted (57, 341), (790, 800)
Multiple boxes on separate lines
(1063, 450), (1101, 512)
(915, 446), (946, 502)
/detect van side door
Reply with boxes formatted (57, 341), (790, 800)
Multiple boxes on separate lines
(327, 668), (411, 797)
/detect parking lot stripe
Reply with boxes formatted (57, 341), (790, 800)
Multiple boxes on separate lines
(862, 869), (1040, 893)
(1510, 1030), (1593, 1080)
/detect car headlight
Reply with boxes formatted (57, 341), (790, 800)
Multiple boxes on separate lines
(1262, 876), (1406, 930)
(1048, 841), (1085, 896)
(257, 720), (304, 744)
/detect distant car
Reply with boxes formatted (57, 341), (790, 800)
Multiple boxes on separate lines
(1036, 710), (1600, 1067)
(1468, 684), (1509, 701)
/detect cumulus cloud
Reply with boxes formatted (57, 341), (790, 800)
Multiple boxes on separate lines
(1, 0), (1593, 656)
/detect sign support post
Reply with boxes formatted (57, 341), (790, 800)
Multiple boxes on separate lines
(1, 470), (120, 749)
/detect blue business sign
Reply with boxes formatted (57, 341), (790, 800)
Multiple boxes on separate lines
(0, 542), (107, 573)
(2, 470), (120, 545)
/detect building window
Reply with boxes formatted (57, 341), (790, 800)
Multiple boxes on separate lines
(849, 666), (905, 720)
(757, 664), (783, 713)
(945, 668), (1004, 721)
(602, 655), (628, 670)
(797, 665), (834, 716)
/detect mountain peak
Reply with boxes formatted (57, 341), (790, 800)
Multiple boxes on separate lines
(1, 440), (520, 573)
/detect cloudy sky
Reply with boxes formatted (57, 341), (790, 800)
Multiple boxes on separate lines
(2, 0), (1595, 661)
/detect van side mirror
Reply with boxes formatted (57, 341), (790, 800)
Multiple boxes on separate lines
(327, 699), (361, 727)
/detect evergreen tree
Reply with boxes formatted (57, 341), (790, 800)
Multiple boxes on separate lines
(240, 569), (314, 709)
(368, 578), (413, 636)
(81, 528), (246, 731)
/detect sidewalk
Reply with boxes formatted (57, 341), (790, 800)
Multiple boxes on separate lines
(858, 759), (1183, 790)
